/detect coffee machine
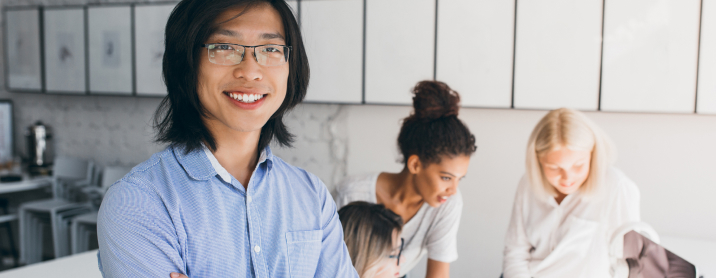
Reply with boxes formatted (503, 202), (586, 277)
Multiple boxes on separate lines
(26, 121), (53, 176)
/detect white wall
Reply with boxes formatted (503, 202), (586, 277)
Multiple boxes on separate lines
(345, 105), (716, 277)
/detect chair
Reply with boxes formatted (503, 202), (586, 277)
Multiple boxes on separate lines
(71, 166), (132, 254)
(0, 199), (18, 267)
(19, 157), (94, 264)
(70, 213), (98, 255)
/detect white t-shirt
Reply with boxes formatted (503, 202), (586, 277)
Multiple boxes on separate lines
(333, 173), (463, 276)
(503, 168), (641, 278)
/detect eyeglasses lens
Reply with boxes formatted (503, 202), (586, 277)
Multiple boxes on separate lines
(207, 44), (289, 66)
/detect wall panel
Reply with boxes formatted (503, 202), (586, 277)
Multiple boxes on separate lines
(436, 0), (514, 108)
(698, 0), (716, 114)
(365, 0), (435, 105)
(601, 0), (701, 113)
(302, 0), (363, 103)
(513, 0), (603, 110)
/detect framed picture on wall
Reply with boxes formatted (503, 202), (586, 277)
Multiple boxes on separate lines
(87, 5), (133, 95)
(43, 7), (87, 94)
(3, 7), (43, 92)
(134, 3), (177, 97)
(0, 100), (13, 163)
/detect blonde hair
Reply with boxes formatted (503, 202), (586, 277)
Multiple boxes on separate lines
(526, 108), (615, 198)
(338, 202), (403, 277)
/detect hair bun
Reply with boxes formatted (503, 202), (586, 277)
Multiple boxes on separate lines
(411, 80), (460, 120)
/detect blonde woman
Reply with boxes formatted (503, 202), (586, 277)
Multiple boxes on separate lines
(339, 201), (405, 278)
(503, 108), (641, 277)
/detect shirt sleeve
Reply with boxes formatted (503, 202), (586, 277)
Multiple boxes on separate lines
(605, 169), (642, 238)
(97, 181), (186, 278)
(314, 176), (360, 278)
(425, 189), (463, 263)
(503, 177), (533, 278)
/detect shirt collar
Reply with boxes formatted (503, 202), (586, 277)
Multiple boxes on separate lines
(546, 189), (582, 207)
(174, 143), (274, 183)
(203, 145), (232, 183)
(173, 144), (216, 181)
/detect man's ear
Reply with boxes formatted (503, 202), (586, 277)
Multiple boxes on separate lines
(407, 155), (422, 175)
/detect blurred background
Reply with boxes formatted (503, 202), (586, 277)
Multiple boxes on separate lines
(0, 0), (715, 277)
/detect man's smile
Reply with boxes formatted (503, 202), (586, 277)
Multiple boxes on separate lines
(224, 91), (267, 103)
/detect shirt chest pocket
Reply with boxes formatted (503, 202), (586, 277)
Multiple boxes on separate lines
(286, 230), (323, 278)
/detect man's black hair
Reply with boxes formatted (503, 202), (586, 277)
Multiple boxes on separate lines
(154, 0), (309, 153)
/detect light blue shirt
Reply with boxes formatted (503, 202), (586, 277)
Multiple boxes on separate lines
(97, 145), (358, 278)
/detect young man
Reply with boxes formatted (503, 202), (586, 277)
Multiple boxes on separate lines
(97, 1), (358, 277)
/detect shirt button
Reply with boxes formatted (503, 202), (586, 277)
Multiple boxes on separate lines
(247, 196), (252, 203)
(254, 245), (261, 253)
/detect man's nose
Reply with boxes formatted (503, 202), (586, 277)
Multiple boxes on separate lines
(233, 50), (263, 81)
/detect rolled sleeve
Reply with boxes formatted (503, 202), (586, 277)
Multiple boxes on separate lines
(97, 181), (185, 277)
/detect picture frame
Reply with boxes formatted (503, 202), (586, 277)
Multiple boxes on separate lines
(43, 7), (87, 94)
(87, 5), (133, 95)
(4, 7), (43, 92)
(0, 100), (13, 164)
(133, 3), (177, 97)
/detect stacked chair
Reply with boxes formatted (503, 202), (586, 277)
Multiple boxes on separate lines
(71, 166), (132, 254)
(0, 199), (18, 267)
(18, 157), (94, 264)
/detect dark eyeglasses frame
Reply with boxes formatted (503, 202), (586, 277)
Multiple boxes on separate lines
(388, 238), (404, 266)
(200, 43), (292, 66)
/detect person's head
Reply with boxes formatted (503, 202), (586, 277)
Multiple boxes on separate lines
(338, 201), (404, 278)
(397, 81), (476, 207)
(526, 108), (615, 198)
(155, 0), (309, 153)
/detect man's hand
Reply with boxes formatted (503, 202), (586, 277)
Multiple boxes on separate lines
(170, 272), (189, 278)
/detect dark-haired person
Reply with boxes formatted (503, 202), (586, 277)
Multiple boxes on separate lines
(97, 1), (357, 277)
(339, 201), (404, 278)
(334, 81), (476, 278)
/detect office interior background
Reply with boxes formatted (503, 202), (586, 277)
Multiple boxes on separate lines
(1, 0), (716, 277)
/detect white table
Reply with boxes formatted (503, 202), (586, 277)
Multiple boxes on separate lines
(0, 250), (101, 278)
(0, 175), (52, 195)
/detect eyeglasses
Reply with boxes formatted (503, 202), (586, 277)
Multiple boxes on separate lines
(387, 238), (404, 266)
(201, 43), (291, 66)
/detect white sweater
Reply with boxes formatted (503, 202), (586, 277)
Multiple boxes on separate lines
(503, 168), (641, 278)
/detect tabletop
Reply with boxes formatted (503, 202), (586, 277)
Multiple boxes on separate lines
(0, 250), (101, 278)
(0, 175), (52, 195)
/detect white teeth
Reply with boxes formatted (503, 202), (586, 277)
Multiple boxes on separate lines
(441, 196), (448, 200)
(229, 93), (265, 103)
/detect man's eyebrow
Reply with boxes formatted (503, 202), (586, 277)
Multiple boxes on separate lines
(212, 29), (285, 41)
(214, 29), (240, 38)
(261, 32), (285, 41)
